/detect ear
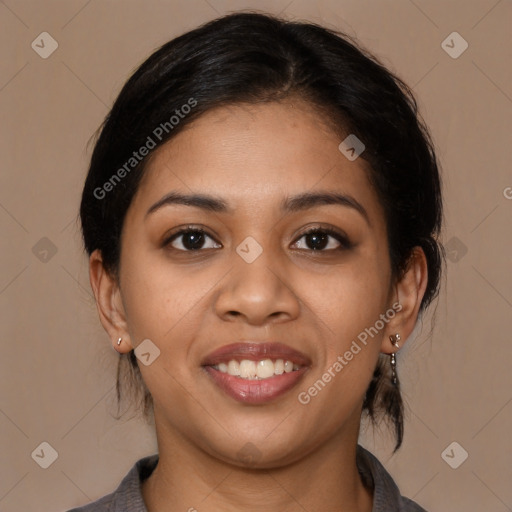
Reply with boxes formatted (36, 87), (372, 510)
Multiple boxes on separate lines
(89, 249), (133, 353)
(381, 246), (429, 354)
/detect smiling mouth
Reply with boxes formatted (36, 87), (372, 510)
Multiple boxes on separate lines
(201, 342), (311, 404)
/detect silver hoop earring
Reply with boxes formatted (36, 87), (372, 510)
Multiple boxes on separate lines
(117, 337), (122, 346)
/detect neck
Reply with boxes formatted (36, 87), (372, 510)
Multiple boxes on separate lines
(141, 410), (373, 512)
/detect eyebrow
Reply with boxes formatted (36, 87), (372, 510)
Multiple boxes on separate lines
(145, 190), (370, 225)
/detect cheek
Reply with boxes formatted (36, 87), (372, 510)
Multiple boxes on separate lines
(117, 251), (211, 402)
(314, 251), (391, 344)
(302, 250), (390, 396)
(119, 242), (228, 347)
(120, 261), (191, 339)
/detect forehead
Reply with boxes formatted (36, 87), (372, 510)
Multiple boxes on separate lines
(132, 99), (383, 222)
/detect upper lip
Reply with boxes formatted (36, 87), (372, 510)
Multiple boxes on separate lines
(201, 342), (312, 367)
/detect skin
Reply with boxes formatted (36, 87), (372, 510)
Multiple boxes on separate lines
(89, 98), (428, 512)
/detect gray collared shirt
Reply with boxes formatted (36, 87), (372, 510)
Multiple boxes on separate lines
(66, 445), (427, 511)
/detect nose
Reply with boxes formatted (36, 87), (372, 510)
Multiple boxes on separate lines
(213, 248), (300, 326)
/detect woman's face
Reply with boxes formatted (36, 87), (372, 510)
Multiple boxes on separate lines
(116, 98), (398, 466)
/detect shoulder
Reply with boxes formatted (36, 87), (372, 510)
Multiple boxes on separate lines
(65, 492), (114, 511)
(402, 496), (429, 511)
(63, 454), (159, 512)
(356, 445), (428, 512)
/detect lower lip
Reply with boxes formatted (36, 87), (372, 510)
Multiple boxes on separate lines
(203, 366), (308, 404)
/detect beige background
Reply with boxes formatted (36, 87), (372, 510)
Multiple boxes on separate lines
(1, 0), (511, 511)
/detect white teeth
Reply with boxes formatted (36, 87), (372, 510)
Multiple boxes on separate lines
(227, 360), (240, 376)
(239, 360), (257, 379)
(274, 359), (284, 375)
(256, 359), (275, 379)
(212, 358), (300, 380)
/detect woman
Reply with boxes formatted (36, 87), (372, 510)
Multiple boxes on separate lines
(70, 11), (443, 512)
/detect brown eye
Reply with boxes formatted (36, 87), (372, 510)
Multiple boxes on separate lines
(293, 227), (351, 252)
(164, 228), (221, 251)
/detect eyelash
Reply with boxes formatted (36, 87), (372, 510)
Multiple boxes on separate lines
(163, 225), (352, 253)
